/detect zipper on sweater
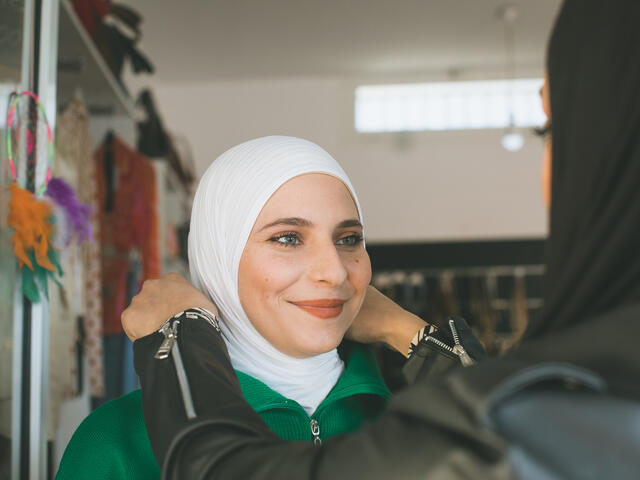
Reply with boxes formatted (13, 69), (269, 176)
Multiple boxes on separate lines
(310, 419), (322, 445)
(448, 318), (475, 367)
(154, 317), (197, 420)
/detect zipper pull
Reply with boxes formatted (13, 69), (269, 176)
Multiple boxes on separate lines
(154, 318), (197, 419)
(310, 419), (322, 445)
(448, 318), (475, 367)
(155, 319), (178, 360)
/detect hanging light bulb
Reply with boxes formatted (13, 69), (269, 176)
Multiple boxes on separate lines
(497, 4), (523, 153)
(502, 112), (523, 151)
(502, 129), (524, 152)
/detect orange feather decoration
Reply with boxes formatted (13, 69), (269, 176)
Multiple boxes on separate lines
(7, 182), (56, 271)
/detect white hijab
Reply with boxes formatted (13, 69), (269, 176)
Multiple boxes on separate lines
(188, 136), (364, 415)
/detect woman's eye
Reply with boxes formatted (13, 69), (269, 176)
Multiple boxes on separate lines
(337, 234), (363, 247)
(271, 233), (301, 247)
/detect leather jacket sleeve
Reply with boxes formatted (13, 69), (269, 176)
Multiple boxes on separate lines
(134, 313), (505, 480)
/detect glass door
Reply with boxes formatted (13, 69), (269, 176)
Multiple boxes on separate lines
(1, 1), (60, 478)
(0, 1), (28, 477)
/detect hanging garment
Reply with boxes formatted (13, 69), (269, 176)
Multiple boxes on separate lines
(56, 97), (105, 397)
(93, 252), (143, 406)
(509, 271), (529, 347)
(136, 89), (195, 188)
(97, 333), (127, 407)
(71, 0), (153, 86)
(47, 148), (82, 439)
(95, 135), (160, 336)
(70, 0), (109, 37)
(423, 271), (460, 330)
(122, 253), (141, 394)
(402, 272), (428, 318)
(48, 98), (103, 435)
(469, 275), (497, 355)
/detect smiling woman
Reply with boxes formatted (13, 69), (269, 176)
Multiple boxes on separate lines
(56, 136), (391, 479)
(188, 136), (382, 415)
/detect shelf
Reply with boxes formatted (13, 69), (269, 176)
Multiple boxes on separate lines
(56, 0), (136, 118)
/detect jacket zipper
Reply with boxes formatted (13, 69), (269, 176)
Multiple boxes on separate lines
(154, 317), (176, 359)
(423, 335), (456, 355)
(186, 307), (221, 332)
(448, 318), (475, 367)
(155, 316), (197, 419)
(421, 320), (475, 367)
(310, 419), (322, 445)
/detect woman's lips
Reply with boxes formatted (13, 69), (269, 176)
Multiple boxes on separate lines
(290, 299), (346, 319)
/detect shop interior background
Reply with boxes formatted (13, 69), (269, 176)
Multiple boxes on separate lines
(0, 0), (562, 478)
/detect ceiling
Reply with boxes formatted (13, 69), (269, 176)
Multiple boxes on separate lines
(127, 0), (563, 83)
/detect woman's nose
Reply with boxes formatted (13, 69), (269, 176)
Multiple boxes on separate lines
(307, 241), (348, 287)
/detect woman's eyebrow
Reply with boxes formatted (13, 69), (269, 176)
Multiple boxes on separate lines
(336, 219), (363, 229)
(258, 217), (313, 231)
(258, 217), (362, 232)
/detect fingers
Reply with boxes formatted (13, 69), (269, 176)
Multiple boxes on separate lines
(164, 272), (188, 282)
(140, 273), (187, 291)
(121, 309), (136, 342)
(121, 301), (142, 342)
(121, 273), (215, 342)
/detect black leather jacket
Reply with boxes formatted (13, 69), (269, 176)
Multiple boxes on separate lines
(133, 304), (640, 480)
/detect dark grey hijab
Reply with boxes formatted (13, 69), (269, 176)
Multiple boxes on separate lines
(526, 0), (640, 338)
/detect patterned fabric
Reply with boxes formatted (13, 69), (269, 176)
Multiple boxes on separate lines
(49, 98), (108, 435)
(56, 98), (105, 397)
(94, 135), (160, 335)
(47, 205), (80, 438)
(48, 132), (84, 435)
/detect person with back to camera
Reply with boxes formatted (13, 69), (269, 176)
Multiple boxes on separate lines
(122, 0), (640, 478)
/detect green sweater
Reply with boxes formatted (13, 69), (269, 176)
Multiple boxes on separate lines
(56, 344), (390, 479)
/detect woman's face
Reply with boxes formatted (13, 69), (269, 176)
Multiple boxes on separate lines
(238, 173), (371, 358)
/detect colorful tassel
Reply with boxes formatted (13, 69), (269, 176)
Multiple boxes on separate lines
(45, 177), (92, 245)
(7, 182), (63, 302)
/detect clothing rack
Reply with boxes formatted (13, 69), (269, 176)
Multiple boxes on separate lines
(374, 264), (545, 280)
(373, 265), (545, 310)
(368, 239), (546, 358)
(368, 245), (546, 391)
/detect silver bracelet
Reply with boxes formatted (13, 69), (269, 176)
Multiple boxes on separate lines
(408, 324), (438, 357)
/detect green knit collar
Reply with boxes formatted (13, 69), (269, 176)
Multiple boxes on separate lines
(235, 342), (391, 416)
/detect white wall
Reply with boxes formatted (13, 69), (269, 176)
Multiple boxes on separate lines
(146, 73), (548, 243)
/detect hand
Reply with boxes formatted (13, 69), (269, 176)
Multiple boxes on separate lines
(122, 273), (219, 342)
(346, 285), (427, 357)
